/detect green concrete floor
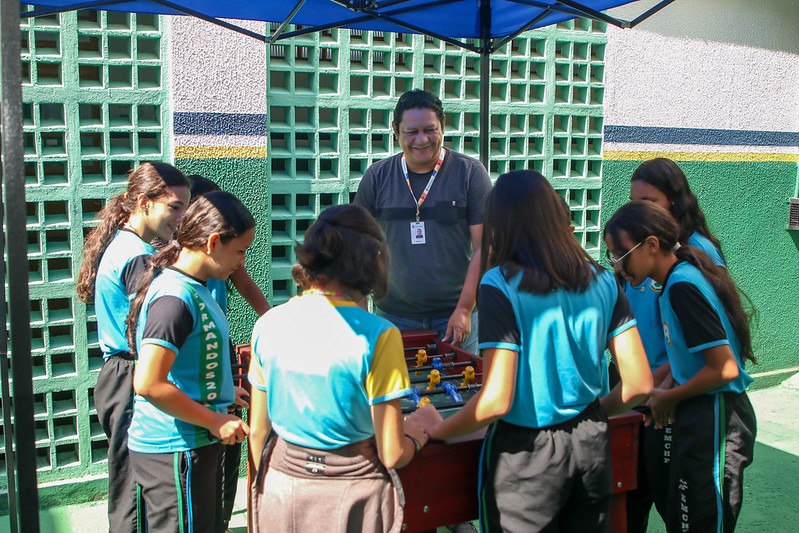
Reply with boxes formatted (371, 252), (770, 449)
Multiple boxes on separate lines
(3, 376), (799, 532)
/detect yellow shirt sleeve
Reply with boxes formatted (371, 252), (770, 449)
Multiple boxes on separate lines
(365, 327), (411, 404)
(247, 336), (267, 391)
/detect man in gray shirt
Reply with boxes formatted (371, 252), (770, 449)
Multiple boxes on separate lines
(353, 89), (492, 354)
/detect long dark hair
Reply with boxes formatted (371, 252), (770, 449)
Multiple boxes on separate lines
(292, 204), (390, 299)
(604, 201), (755, 364)
(631, 158), (722, 251)
(126, 191), (255, 352)
(76, 162), (189, 302)
(481, 170), (599, 293)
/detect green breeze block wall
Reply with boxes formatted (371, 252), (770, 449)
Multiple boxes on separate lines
(4, 8), (169, 506)
(171, 157), (270, 345)
(602, 160), (799, 384)
(262, 19), (608, 306)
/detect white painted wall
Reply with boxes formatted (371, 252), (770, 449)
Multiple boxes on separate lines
(168, 16), (267, 114)
(605, 0), (799, 132)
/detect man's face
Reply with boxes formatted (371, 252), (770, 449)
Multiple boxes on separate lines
(394, 107), (445, 172)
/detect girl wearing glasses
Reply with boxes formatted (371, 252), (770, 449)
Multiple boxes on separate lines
(611, 157), (728, 533)
(604, 200), (756, 533)
(412, 170), (653, 531)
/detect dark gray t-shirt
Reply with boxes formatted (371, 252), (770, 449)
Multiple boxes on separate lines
(353, 150), (492, 318)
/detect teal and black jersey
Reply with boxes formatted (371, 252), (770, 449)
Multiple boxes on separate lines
(687, 231), (725, 268)
(207, 277), (227, 312)
(479, 266), (636, 428)
(659, 261), (752, 393)
(625, 231), (724, 372)
(95, 229), (154, 358)
(624, 278), (668, 371)
(128, 267), (235, 453)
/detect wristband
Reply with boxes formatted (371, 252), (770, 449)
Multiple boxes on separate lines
(404, 433), (422, 454)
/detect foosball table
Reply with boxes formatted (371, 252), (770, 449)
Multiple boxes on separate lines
(235, 329), (642, 533)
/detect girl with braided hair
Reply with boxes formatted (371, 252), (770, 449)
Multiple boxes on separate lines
(76, 162), (190, 532)
(125, 191), (254, 532)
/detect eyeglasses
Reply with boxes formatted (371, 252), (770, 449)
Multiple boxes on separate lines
(605, 241), (642, 269)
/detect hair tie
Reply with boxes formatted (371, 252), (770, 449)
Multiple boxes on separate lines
(673, 242), (682, 252)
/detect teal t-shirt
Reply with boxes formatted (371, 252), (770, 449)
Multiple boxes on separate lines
(128, 268), (235, 453)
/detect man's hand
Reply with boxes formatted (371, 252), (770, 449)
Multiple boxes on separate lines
(443, 306), (471, 346)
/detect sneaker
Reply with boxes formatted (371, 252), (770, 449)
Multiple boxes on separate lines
(447, 522), (479, 533)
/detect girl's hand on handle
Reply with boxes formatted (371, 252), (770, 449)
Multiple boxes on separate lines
(407, 404), (444, 441)
(211, 413), (250, 445)
(233, 386), (250, 409)
(648, 388), (677, 429)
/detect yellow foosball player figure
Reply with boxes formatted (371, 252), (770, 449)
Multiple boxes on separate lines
(418, 396), (431, 408)
(427, 369), (441, 391)
(415, 348), (428, 377)
(461, 366), (475, 386)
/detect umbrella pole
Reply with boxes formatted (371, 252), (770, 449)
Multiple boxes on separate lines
(479, 51), (490, 170)
(0, 0), (41, 531)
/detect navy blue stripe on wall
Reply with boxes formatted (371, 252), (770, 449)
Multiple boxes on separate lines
(174, 112), (267, 136)
(604, 126), (799, 147)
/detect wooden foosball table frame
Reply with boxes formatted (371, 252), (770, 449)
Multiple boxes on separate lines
(235, 329), (642, 533)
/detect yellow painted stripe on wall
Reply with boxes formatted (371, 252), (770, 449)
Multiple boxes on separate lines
(174, 145), (267, 159)
(603, 150), (799, 163)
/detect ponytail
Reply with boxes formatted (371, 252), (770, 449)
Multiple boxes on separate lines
(675, 245), (756, 364)
(605, 201), (756, 365)
(76, 194), (136, 302)
(76, 162), (189, 302)
(125, 191), (255, 353)
(126, 241), (181, 353)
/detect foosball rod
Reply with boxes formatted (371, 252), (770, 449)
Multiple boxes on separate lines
(402, 400), (467, 414)
(403, 343), (438, 353)
(409, 371), (482, 385)
(416, 383), (482, 397)
(404, 351), (456, 363)
(411, 360), (474, 373)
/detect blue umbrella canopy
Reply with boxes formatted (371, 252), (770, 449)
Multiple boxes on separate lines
(24, 1), (675, 47)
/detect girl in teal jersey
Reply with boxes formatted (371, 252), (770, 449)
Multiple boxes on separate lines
(413, 171), (652, 531)
(76, 162), (190, 533)
(616, 157), (727, 532)
(605, 201), (756, 533)
(126, 191), (254, 533)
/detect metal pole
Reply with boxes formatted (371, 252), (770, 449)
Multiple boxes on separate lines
(0, 0), (41, 530)
(479, 52), (490, 169)
(478, 0), (492, 169)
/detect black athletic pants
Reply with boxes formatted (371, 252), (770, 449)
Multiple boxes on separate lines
(667, 392), (756, 533)
(609, 362), (671, 533)
(95, 354), (143, 533)
(131, 443), (224, 533)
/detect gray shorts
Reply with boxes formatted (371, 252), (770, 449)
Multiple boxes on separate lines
(479, 401), (612, 532)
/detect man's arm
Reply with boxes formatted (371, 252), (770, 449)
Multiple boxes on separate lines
(443, 223), (482, 345)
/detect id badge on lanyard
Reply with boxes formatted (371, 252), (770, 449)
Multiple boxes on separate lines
(411, 221), (426, 244)
(402, 148), (445, 246)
